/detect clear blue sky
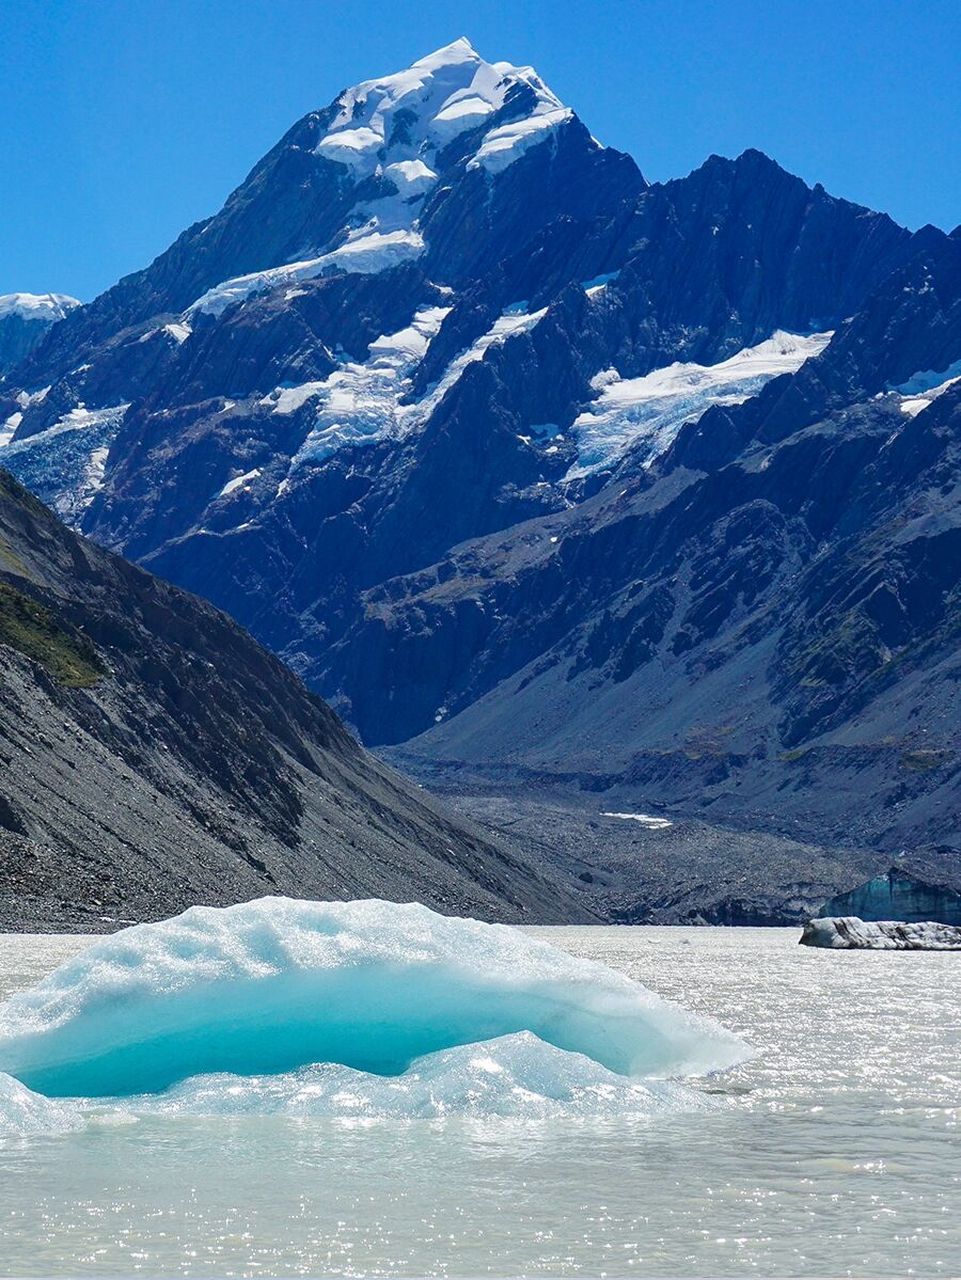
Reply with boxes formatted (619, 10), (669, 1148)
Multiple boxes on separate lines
(3, 0), (959, 301)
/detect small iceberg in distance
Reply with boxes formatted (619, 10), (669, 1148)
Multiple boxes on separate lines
(0, 898), (748, 1102)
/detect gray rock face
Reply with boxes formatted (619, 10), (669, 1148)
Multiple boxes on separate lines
(0, 470), (580, 931)
(800, 917), (961, 949)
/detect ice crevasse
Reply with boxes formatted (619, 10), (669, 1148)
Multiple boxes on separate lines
(0, 898), (748, 1124)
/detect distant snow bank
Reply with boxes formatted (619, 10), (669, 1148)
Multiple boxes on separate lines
(0, 293), (80, 322)
(602, 812), (673, 830)
(801, 916), (961, 950)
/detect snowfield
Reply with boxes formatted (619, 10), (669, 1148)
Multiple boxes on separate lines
(0, 292), (80, 322)
(568, 330), (833, 477)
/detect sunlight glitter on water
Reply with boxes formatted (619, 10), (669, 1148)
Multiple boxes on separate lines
(1, 925), (959, 1277)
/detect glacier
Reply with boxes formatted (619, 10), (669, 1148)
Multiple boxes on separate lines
(0, 898), (747, 1110)
(568, 330), (833, 477)
(277, 304), (545, 475)
(0, 403), (129, 521)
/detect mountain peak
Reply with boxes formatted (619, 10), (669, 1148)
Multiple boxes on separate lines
(410, 36), (480, 67)
(316, 38), (571, 184)
(184, 41), (583, 316)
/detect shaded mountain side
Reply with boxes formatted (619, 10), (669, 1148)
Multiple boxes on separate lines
(356, 380), (961, 860)
(0, 470), (581, 931)
(21, 149), (928, 720)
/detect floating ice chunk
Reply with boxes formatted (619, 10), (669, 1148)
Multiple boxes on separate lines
(0, 898), (747, 1099)
(0, 1071), (82, 1139)
(801, 916), (961, 950)
(132, 1032), (719, 1121)
(569, 330), (833, 477)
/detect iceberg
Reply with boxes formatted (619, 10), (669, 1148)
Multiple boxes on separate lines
(0, 898), (747, 1102)
(801, 916), (961, 950)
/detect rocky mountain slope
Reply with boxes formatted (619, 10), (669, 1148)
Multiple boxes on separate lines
(0, 469), (577, 930)
(2, 39), (960, 887)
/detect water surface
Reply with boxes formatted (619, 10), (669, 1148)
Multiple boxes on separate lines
(1, 925), (958, 1276)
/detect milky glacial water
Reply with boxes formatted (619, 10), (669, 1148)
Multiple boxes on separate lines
(1, 925), (959, 1277)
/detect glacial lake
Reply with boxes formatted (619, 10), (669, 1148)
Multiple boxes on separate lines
(1, 925), (959, 1276)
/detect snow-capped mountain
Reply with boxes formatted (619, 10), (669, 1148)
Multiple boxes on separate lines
(0, 293), (79, 376)
(2, 40), (961, 877)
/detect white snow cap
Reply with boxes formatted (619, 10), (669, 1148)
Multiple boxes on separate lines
(188, 40), (580, 318)
(0, 293), (80, 322)
(315, 37), (574, 180)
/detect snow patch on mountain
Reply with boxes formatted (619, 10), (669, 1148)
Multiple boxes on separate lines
(895, 356), (961, 416)
(568, 330), (833, 478)
(602, 812), (674, 830)
(469, 106), (573, 174)
(219, 468), (262, 499)
(139, 321), (192, 345)
(418, 305), (547, 415)
(315, 38), (569, 182)
(582, 271), (620, 296)
(274, 303), (546, 475)
(0, 293), (80, 322)
(280, 304), (452, 469)
(187, 230), (425, 317)
(0, 414), (21, 448)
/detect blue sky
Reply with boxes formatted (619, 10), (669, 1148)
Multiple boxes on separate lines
(3, 0), (959, 301)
